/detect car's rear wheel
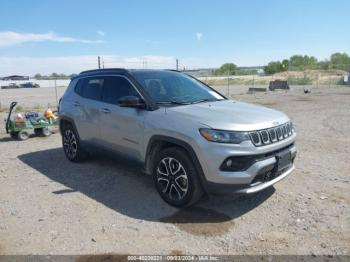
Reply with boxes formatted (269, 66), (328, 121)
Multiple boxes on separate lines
(62, 124), (88, 162)
(153, 147), (203, 207)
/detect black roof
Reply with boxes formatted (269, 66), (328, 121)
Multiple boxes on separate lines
(76, 68), (179, 79)
(78, 68), (129, 76)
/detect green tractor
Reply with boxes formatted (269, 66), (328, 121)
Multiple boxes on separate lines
(5, 101), (57, 140)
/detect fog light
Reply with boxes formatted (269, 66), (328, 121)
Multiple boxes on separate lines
(226, 159), (233, 167)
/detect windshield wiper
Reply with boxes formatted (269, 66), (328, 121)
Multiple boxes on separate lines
(190, 99), (215, 104)
(156, 101), (190, 105)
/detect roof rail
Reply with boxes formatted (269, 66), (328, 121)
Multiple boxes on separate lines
(79, 68), (129, 75)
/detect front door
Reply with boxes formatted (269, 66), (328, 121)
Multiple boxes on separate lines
(99, 75), (145, 160)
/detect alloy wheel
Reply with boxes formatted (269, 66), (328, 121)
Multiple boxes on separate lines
(63, 129), (78, 159)
(156, 157), (188, 201)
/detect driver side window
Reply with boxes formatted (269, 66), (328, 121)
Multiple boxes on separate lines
(102, 76), (140, 105)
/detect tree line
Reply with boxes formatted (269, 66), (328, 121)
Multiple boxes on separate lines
(264, 53), (350, 74)
(33, 73), (77, 80)
(214, 52), (350, 76)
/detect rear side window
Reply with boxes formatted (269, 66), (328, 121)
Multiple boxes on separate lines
(74, 79), (84, 95)
(102, 76), (139, 104)
(75, 78), (104, 101)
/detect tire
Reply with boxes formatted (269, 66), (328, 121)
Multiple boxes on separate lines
(18, 130), (29, 140)
(42, 127), (52, 137)
(152, 147), (203, 207)
(61, 124), (88, 162)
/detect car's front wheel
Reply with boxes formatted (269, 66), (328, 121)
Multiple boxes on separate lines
(153, 147), (203, 207)
(62, 124), (88, 162)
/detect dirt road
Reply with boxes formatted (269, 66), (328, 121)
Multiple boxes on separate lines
(0, 86), (349, 255)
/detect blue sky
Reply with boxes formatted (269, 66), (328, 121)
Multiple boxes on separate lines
(0, 0), (349, 74)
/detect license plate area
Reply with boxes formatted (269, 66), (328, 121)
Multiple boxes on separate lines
(276, 150), (292, 171)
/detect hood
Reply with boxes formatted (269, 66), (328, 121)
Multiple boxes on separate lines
(166, 100), (289, 131)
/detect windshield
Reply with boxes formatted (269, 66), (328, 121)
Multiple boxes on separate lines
(131, 70), (225, 104)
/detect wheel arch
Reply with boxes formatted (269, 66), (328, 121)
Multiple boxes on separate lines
(144, 135), (208, 192)
(59, 116), (80, 139)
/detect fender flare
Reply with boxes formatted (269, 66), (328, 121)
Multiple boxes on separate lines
(145, 135), (209, 192)
(58, 115), (81, 140)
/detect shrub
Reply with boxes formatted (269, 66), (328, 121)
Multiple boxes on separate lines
(287, 76), (313, 85)
(214, 63), (237, 76)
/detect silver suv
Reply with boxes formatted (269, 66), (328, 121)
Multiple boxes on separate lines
(59, 69), (297, 207)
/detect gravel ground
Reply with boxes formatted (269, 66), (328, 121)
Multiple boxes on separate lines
(0, 85), (349, 255)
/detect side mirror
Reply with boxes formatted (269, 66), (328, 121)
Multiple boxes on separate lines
(119, 96), (145, 108)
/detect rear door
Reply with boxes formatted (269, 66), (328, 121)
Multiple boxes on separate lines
(73, 77), (104, 143)
(99, 75), (146, 160)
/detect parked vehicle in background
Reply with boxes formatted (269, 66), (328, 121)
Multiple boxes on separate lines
(58, 69), (297, 207)
(20, 82), (40, 88)
(1, 83), (20, 89)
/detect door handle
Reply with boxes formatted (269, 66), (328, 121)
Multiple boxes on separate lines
(101, 108), (111, 114)
(73, 101), (81, 107)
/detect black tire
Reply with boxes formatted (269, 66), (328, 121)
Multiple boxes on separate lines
(18, 130), (29, 140)
(10, 131), (19, 139)
(152, 147), (203, 207)
(61, 124), (88, 162)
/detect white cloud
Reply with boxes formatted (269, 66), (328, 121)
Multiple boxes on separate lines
(97, 31), (105, 37)
(0, 55), (179, 75)
(0, 31), (104, 47)
(196, 32), (203, 41)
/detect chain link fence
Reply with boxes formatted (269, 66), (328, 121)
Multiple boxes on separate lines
(195, 67), (350, 97)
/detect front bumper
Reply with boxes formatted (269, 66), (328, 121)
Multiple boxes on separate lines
(235, 164), (295, 194)
(197, 139), (297, 195)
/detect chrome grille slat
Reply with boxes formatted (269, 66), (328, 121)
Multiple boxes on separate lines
(250, 122), (294, 147)
(268, 128), (277, 142)
(276, 127), (283, 140)
(249, 132), (261, 146)
(283, 125), (288, 138)
(260, 130), (270, 144)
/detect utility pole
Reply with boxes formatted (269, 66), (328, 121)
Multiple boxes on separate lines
(98, 56), (101, 69)
(54, 78), (58, 109)
(176, 59), (179, 71)
(102, 56), (105, 69)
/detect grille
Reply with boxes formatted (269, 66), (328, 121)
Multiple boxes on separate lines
(276, 127), (283, 140)
(250, 132), (261, 145)
(260, 130), (270, 144)
(268, 128), (277, 142)
(249, 122), (294, 147)
(282, 125), (288, 138)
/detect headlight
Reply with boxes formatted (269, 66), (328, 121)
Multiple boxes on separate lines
(199, 128), (250, 144)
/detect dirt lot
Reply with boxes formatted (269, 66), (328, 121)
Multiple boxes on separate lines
(0, 85), (349, 255)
